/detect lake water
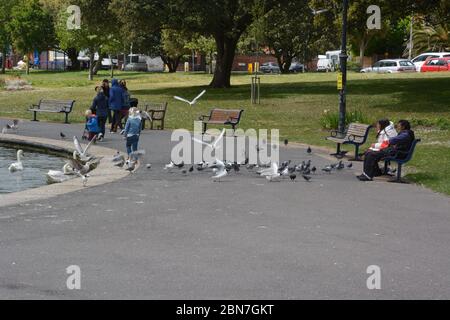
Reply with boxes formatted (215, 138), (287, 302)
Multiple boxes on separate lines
(0, 146), (67, 194)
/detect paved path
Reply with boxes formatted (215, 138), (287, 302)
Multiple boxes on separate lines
(0, 119), (449, 299)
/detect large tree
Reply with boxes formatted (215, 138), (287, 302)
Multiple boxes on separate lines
(113, 0), (278, 88)
(173, 0), (279, 87)
(261, 0), (315, 73)
(56, 0), (119, 80)
(6, 0), (55, 74)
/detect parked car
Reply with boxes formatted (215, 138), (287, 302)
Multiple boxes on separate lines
(289, 62), (305, 73)
(412, 52), (450, 72)
(420, 57), (450, 72)
(360, 59), (416, 73)
(260, 62), (280, 73)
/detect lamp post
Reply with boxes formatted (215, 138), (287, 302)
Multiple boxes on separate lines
(338, 0), (349, 136)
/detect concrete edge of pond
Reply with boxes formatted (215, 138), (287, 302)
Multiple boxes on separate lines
(0, 133), (130, 208)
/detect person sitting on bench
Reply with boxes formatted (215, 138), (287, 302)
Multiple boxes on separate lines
(358, 120), (415, 182)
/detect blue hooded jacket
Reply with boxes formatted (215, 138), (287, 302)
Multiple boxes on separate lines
(109, 79), (124, 111)
(91, 91), (109, 118)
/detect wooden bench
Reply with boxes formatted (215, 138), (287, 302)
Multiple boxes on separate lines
(29, 99), (75, 124)
(326, 123), (373, 161)
(199, 108), (244, 134)
(142, 102), (168, 130)
(383, 139), (421, 183)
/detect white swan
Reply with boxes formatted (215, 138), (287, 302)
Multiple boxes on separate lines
(46, 163), (75, 184)
(8, 150), (24, 173)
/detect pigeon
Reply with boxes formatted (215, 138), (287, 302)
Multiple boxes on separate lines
(302, 175), (312, 182)
(322, 166), (332, 173)
(284, 139), (289, 146)
(126, 161), (137, 172)
(174, 90), (206, 106)
(146, 164), (152, 169)
(164, 161), (175, 170)
(196, 162), (208, 171)
(347, 162), (353, 169)
(307, 146), (312, 154)
(303, 168), (311, 175)
(181, 169), (188, 174)
(60, 132), (66, 139)
(311, 166), (317, 174)
(337, 161), (345, 170)
(290, 174), (297, 182)
(74, 171), (89, 187)
(189, 166), (194, 173)
(112, 151), (124, 162)
(174, 161), (185, 169)
(6, 119), (20, 130)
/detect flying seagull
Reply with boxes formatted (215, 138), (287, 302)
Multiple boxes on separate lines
(73, 136), (96, 161)
(193, 129), (226, 152)
(174, 90), (206, 106)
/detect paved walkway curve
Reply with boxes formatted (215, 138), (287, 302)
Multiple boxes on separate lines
(0, 120), (449, 299)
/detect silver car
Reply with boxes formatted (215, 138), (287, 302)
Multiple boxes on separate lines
(360, 59), (416, 73)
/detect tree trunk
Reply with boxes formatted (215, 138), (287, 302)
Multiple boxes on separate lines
(92, 53), (105, 75)
(162, 55), (180, 73)
(275, 53), (292, 74)
(66, 47), (80, 71)
(359, 34), (368, 68)
(210, 34), (239, 88)
(88, 53), (94, 81)
(1, 47), (6, 74)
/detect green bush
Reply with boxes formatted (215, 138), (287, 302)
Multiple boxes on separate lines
(320, 109), (369, 130)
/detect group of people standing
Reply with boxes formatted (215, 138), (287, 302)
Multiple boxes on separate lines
(85, 78), (142, 163)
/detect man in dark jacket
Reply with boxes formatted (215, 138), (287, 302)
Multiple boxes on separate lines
(101, 79), (111, 124)
(91, 86), (109, 139)
(358, 120), (415, 181)
(109, 78), (125, 133)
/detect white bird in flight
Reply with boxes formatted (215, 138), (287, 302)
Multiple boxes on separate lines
(73, 136), (96, 162)
(174, 90), (206, 106)
(192, 129), (226, 151)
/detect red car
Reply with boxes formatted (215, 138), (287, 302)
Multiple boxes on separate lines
(420, 57), (450, 72)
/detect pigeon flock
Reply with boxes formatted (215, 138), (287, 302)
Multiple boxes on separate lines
(161, 143), (355, 183)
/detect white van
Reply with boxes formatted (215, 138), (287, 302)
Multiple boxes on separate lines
(317, 55), (334, 72)
(412, 52), (450, 72)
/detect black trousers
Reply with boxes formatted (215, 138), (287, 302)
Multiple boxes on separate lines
(97, 116), (107, 136)
(111, 111), (123, 132)
(363, 149), (390, 178)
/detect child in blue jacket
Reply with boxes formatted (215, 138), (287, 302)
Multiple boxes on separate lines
(124, 107), (142, 161)
(85, 109), (100, 141)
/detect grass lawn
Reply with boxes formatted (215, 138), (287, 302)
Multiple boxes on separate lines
(1, 70), (450, 195)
